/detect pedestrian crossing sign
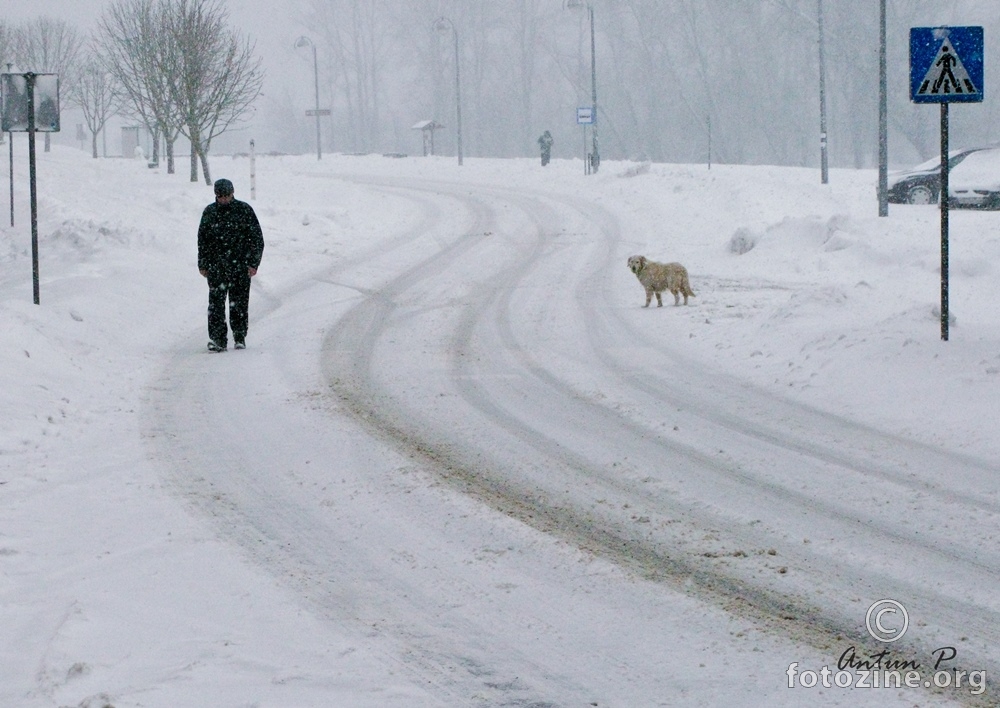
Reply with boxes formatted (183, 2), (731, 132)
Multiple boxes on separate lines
(910, 26), (984, 103)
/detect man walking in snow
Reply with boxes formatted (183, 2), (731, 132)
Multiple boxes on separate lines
(197, 178), (264, 352)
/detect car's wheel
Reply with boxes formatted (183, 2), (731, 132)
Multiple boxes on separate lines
(907, 184), (936, 204)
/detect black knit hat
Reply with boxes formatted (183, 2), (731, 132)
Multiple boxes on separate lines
(214, 178), (234, 196)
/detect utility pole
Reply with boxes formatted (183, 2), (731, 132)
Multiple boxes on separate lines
(818, 0), (829, 184)
(878, 0), (889, 216)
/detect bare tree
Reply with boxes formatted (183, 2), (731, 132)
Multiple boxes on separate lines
(98, 0), (261, 180)
(167, 0), (263, 183)
(12, 17), (83, 152)
(72, 52), (118, 158)
(0, 21), (11, 145)
(0, 21), (12, 68)
(98, 0), (184, 173)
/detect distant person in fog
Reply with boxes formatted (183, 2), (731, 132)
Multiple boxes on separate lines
(538, 130), (553, 166)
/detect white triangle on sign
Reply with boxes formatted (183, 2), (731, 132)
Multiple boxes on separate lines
(917, 37), (979, 96)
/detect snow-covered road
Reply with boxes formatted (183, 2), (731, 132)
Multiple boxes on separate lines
(145, 168), (996, 705)
(5, 150), (997, 706)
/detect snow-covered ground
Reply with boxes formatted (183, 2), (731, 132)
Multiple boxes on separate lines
(1, 145), (998, 707)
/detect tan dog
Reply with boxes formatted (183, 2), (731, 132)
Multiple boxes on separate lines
(627, 255), (695, 307)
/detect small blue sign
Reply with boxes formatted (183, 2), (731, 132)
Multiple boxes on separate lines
(910, 26), (984, 103)
(577, 106), (594, 125)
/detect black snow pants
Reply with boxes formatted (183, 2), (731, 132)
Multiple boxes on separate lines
(207, 269), (251, 346)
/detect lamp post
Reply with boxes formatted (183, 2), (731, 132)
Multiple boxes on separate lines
(566, 0), (599, 173)
(777, 3), (831, 184)
(433, 17), (463, 166)
(878, 0), (888, 216)
(818, 0), (828, 184)
(7, 62), (15, 227)
(295, 36), (322, 160)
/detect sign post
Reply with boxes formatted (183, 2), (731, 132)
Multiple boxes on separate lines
(8, 131), (12, 227)
(249, 139), (256, 200)
(910, 26), (984, 341)
(577, 106), (594, 175)
(1, 72), (61, 305)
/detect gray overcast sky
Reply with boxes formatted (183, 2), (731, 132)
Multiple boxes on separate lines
(2, 0), (100, 28)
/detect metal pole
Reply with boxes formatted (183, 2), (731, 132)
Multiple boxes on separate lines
(453, 25), (463, 166)
(250, 139), (256, 200)
(940, 102), (949, 341)
(295, 37), (322, 160)
(7, 63), (13, 227)
(311, 43), (321, 160)
(878, 0), (888, 216)
(8, 133), (12, 227)
(707, 115), (712, 170)
(818, 0), (828, 184)
(27, 74), (39, 305)
(588, 3), (599, 173)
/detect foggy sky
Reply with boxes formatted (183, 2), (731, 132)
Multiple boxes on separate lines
(5, 0), (1000, 167)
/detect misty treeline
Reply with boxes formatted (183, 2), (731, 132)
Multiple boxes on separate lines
(273, 0), (1000, 167)
(0, 0), (261, 184)
(4, 1), (999, 169)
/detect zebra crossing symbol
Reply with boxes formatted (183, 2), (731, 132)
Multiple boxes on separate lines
(917, 37), (978, 97)
(910, 26), (984, 104)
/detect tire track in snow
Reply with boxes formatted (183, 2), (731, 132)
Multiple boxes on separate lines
(321, 180), (998, 705)
(147, 181), (619, 706)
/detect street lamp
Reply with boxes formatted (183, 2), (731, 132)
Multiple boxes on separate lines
(818, 0), (828, 184)
(433, 17), (463, 166)
(294, 35), (322, 160)
(7, 62), (18, 228)
(878, 0), (888, 216)
(779, 2), (830, 185)
(566, 0), (599, 173)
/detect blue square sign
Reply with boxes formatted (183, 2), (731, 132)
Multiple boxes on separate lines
(910, 26), (984, 103)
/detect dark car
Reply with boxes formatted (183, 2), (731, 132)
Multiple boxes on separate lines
(886, 148), (982, 205)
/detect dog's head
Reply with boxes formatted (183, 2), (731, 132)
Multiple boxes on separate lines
(627, 255), (647, 275)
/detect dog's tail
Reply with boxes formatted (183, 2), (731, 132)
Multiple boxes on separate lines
(683, 280), (696, 298)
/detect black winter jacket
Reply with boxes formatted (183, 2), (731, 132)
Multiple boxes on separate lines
(197, 199), (264, 278)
